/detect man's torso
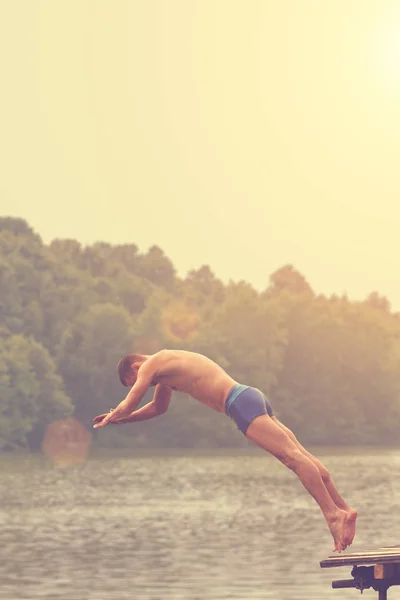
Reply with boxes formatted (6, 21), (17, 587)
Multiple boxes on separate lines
(153, 349), (238, 412)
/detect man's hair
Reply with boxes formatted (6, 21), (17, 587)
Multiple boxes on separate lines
(117, 353), (142, 386)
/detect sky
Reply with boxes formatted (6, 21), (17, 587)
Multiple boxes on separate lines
(1, 1), (400, 306)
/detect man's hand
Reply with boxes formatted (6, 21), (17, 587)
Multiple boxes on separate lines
(93, 409), (127, 426)
(93, 401), (131, 429)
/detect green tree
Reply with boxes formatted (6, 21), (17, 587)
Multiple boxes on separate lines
(0, 217), (37, 237)
(138, 245), (176, 289)
(271, 293), (400, 444)
(0, 219), (52, 340)
(0, 335), (73, 450)
(193, 281), (287, 393)
(0, 259), (23, 334)
(2, 216), (400, 451)
(266, 264), (314, 296)
(8, 257), (44, 340)
(365, 291), (391, 313)
(181, 265), (225, 309)
(108, 243), (140, 275)
(49, 238), (83, 266)
(40, 263), (95, 353)
(58, 303), (137, 423)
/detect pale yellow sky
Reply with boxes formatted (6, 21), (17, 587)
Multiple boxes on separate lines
(1, 1), (400, 307)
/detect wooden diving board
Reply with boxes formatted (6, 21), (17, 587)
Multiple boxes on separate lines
(320, 547), (400, 600)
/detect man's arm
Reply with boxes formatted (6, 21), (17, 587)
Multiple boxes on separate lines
(125, 385), (172, 422)
(93, 356), (161, 428)
(93, 384), (172, 426)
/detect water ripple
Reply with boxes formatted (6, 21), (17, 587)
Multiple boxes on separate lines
(1, 448), (399, 599)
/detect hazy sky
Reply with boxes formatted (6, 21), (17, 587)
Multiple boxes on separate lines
(1, 1), (400, 306)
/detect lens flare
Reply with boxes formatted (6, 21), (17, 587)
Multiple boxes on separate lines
(42, 418), (92, 468)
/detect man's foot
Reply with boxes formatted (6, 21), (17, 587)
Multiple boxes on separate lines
(327, 509), (347, 553)
(344, 508), (358, 547)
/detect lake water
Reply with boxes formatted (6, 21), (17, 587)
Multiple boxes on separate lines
(1, 447), (400, 600)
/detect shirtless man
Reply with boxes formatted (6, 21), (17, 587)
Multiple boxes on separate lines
(93, 349), (357, 552)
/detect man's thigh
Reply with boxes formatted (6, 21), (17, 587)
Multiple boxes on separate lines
(272, 416), (327, 471)
(245, 414), (300, 460)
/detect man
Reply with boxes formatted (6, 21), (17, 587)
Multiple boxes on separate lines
(93, 349), (357, 552)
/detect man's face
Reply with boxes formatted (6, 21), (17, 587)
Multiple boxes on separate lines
(124, 374), (136, 387)
(124, 365), (138, 387)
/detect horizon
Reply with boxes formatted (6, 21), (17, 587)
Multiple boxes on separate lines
(3, 213), (396, 310)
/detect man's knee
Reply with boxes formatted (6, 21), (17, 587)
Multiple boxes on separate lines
(278, 448), (305, 471)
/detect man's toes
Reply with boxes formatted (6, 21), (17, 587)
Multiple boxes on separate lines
(334, 541), (342, 553)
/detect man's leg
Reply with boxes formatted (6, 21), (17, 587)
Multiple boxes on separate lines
(271, 416), (358, 546)
(245, 414), (347, 552)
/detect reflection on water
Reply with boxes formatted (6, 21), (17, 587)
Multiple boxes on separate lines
(1, 447), (400, 599)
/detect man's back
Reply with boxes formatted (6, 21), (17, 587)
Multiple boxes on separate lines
(154, 349), (238, 412)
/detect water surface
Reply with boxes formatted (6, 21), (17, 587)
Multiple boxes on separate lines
(1, 447), (400, 599)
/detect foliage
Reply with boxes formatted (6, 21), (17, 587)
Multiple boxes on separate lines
(1, 217), (399, 449)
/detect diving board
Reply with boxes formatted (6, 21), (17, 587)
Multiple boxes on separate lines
(320, 547), (400, 600)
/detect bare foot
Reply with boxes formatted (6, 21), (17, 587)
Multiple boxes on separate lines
(344, 508), (358, 547)
(328, 509), (347, 553)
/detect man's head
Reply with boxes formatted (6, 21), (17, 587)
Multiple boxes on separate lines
(117, 353), (148, 387)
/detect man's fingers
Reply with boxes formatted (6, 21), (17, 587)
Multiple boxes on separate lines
(93, 410), (116, 423)
(93, 417), (110, 429)
(93, 412), (113, 428)
(93, 408), (122, 429)
(93, 413), (107, 422)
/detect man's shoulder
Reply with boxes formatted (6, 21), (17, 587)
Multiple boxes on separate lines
(154, 348), (202, 364)
(152, 348), (177, 362)
(157, 348), (186, 357)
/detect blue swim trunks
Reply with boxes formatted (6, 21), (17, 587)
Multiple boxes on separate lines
(225, 384), (274, 435)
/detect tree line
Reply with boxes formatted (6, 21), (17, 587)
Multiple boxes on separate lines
(1, 216), (399, 451)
